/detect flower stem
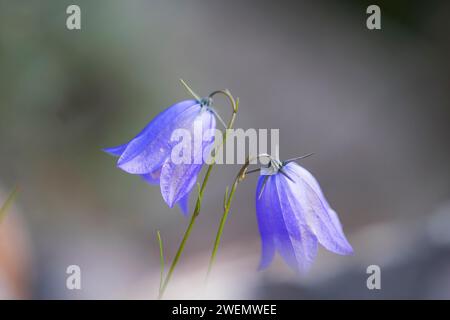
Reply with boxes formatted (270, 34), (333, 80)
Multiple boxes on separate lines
(207, 154), (271, 278)
(156, 230), (164, 293)
(158, 91), (238, 299)
(158, 166), (211, 299)
(207, 177), (238, 277)
(206, 163), (247, 278)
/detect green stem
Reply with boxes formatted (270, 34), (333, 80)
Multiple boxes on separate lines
(156, 230), (164, 293)
(158, 91), (238, 299)
(207, 179), (238, 277)
(158, 166), (211, 299)
(207, 154), (272, 278)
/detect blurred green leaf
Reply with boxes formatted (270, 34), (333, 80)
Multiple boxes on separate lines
(0, 186), (19, 224)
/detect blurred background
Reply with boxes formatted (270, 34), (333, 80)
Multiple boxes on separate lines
(0, 0), (449, 299)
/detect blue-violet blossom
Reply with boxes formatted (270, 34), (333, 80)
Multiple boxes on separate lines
(256, 159), (353, 272)
(104, 98), (216, 215)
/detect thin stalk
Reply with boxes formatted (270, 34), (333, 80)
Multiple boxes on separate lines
(207, 154), (272, 278)
(156, 230), (164, 293)
(207, 178), (238, 277)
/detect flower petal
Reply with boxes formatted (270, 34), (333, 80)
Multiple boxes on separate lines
(140, 168), (162, 185)
(160, 160), (202, 208)
(273, 174), (318, 272)
(284, 162), (353, 255)
(255, 176), (276, 270)
(257, 173), (318, 272)
(117, 100), (200, 174)
(141, 168), (189, 215)
(159, 110), (216, 208)
(103, 143), (128, 156)
(177, 193), (190, 216)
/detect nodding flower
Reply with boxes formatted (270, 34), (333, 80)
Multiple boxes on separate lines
(104, 97), (216, 215)
(255, 156), (353, 272)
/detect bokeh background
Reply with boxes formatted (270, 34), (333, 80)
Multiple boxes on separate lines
(0, 0), (450, 299)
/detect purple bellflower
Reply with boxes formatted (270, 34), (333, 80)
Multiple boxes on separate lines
(255, 158), (353, 272)
(104, 98), (216, 215)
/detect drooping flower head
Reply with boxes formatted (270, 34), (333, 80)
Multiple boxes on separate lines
(256, 157), (353, 272)
(104, 97), (216, 215)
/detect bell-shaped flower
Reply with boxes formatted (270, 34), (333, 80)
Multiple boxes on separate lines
(256, 160), (353, 272)
(104, 98), (216, 215)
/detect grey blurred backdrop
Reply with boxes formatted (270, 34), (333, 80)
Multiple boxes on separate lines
(0, 0), (449, 299)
